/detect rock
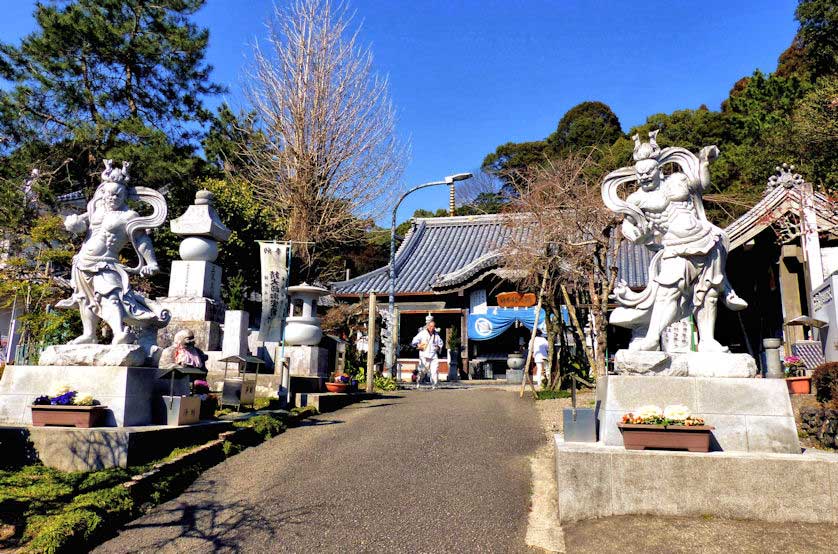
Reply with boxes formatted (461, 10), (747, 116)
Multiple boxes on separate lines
(613, 349), (757, 378)
(672, 352), (758, 378)
(39, 344), (147, 367)
(615, 350), (687, 376)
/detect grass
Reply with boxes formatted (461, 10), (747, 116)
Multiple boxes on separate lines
(1, 403), (319, 553)
(535, 389), (572, 400)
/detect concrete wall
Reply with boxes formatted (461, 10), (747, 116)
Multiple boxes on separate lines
(555, 436), (838, 524)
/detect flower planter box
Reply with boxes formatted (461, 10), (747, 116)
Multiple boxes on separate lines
(31, 405), (108, 428)
(785, 376), (811, 395)
(324, 382), (356, 393)
(617, 423), (714, 452)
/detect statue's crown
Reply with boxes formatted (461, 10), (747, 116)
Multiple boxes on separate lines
(101, 159), (131, 185)
(632, 130), (661, 162)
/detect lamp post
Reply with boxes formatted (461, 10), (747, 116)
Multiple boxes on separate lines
(387, 172), (473, 379)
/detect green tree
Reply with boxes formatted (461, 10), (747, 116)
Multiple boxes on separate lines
(791, 0), (838, 80)
(546, 100), (623, 155)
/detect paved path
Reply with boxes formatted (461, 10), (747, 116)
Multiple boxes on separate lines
(95, 388), (543, 553)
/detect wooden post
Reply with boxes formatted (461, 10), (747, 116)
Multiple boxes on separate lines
(520, 272), (547, 399)
(366, 293), (377, 393)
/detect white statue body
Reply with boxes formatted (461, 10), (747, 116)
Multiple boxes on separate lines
(602, 131), (747, 352)
(57, 160), (171, 345)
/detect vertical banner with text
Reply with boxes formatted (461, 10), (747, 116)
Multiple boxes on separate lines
(258, 241), (290, 342)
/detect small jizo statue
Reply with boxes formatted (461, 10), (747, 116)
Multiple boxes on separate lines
(159, 329), (207, 370)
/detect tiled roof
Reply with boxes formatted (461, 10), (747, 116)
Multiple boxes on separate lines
(331, 214), (525, 295)
(610, 237), (654, 290)
(725, 182), (838, 250)
(331, 213), (654, 295)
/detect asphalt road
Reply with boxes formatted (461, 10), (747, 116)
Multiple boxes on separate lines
(94, 387), (543, 553)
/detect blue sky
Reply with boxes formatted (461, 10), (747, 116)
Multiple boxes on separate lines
(0, 0), (800, 225)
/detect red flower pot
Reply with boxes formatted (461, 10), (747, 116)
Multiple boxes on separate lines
(31, 405), (108, 428)
(325, 382), (356, 393)
(785, 376), (811, 395)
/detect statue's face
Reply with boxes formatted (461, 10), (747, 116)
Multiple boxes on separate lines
(101, 183), (126, 211)
(174, 329), (196, 347)
(634, 159), (660, 191)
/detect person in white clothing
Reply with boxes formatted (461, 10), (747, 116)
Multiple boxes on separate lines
(411, 316), (444, 389)
(533, 329), (549, 386)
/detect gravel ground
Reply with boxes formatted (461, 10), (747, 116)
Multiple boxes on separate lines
(94, 387), (543, 553)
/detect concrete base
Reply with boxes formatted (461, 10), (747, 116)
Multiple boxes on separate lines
(599, 375), (800, 454)
(287, 345), (329, 378)
(555, 436), (838, 524)
(293, 391), (375, 413)
(0, 365), (188, 427)
(0, 420), (233, 471)
(157, 317), (221, 351)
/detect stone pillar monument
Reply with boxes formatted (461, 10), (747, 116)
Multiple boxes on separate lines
(157, 190), (231, 351)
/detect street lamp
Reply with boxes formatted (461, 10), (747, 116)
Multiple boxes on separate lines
(387, 172), (473, 379)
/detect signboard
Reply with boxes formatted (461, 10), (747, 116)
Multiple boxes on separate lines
(496, 292), (537, 308)
(257, 242), (290, 342)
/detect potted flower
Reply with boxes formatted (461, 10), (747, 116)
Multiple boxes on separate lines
(31, 385), (108, 428)
(617, 404), (713, 452)
(784, 355), (811, 394)
(325, 372), (357, 393)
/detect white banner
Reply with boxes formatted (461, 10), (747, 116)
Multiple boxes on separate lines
(258, 242), (290, 342)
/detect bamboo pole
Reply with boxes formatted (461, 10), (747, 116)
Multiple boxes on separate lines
(366, 293), (377, 393)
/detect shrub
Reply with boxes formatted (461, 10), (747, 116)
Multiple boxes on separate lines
(67, 487), (134, 520)
(812, 362), (838, 405)
(24, 509), (103, 554)
(374, 376), (398, 391)
(233, 414), (286, 440)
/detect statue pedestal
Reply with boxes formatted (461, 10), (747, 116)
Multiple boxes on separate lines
(0, 365), (187, 427)
(39, 344), (147, 367)
(614, 350), (757, 378)
(598, 375), (800, 454)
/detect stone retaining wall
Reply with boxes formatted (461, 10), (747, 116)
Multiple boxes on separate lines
(800, 406), (838, 449)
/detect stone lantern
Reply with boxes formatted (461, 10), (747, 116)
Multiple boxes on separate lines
(285, 283), (329, 346)
(157, 190), (231, 351)
(283, 283), (330, 380)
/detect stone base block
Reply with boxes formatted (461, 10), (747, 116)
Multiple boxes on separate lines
(167, 260), (222, 300)
(156, 296), (223, 323)
(287, 345), (330, 378)
(39, 344), (146, 367)
(555, 436), (838, 524)
(599, 375), (800, 453)
(0, 420), (233, 471)
(157, 319), (221, 351)
(294, 391), (375, 413)
(614, 349), (757, 378)
(0, 365), (188, 427)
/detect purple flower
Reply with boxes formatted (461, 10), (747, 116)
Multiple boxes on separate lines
(51, 391), (76, 406)
(33, 395), (51, 406)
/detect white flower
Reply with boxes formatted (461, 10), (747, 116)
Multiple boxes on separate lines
(664, 404), (690, 421)
(636, 405), (663, 420)
(75, 392), (95, 406)
(52, 384), (72, 396)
